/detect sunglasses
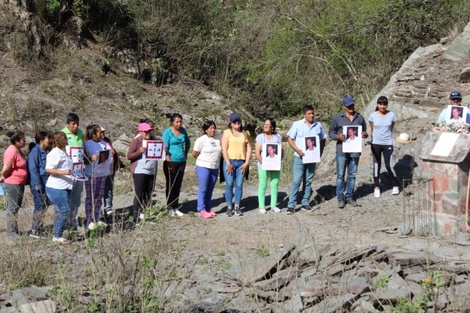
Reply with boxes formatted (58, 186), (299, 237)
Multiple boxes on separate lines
(232, 120), (241, 124)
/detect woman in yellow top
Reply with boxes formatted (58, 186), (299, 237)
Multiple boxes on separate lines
(221, 113), (252, 217)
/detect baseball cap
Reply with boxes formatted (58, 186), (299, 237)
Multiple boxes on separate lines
(342, 96), (355, 107)
(99, 125), (106, 131)
(229, 113), (241, 122)
(138, 123), (153, 131)
(449, 91), (462, 100)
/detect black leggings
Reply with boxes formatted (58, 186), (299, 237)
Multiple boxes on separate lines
(163, 161), (186, 208)
(371, 144), (400, 187)
(132, 173), (155, 221)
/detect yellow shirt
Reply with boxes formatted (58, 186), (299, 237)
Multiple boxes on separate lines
(224, 129), (248, 160)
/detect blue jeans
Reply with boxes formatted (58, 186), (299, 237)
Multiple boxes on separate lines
(288, 156), (316, 208)
(336, 154), (359, 200)
(46, 187), (72, 238)
(196, 166), (218, 212)
(30, 187), (49, 232)
(223, 159), (245, 207)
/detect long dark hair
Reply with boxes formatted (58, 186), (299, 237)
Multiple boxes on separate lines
(86, 124), (101, 141)
(375, 96), (389, 111)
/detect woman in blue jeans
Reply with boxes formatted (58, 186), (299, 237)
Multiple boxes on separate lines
(192, 120), (221, 219)
(221, 113), (252, 217)
(45, 132), (75, 244)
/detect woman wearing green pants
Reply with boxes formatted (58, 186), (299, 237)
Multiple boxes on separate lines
(255, 118), (283, 214)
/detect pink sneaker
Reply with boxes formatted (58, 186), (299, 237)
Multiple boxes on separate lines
(199, 210), (212, 219)
(208, 210), (217, 217)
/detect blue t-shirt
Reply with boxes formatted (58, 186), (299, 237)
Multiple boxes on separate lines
(369, 111), (396, 145)
(162, 127), (190, 163)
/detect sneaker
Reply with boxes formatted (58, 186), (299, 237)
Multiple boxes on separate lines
(374, 188), (381, 198)
(301, 205), (316, 213)
(234, 207), (243, 216)
(87, 222), (96, 230)
(105, 209), (114, 216)
(286, 207), (295, 215)
(347, 199), (359, 207)
(338, 200), (346, 209)
(259, 208), (267, 214)
(52, 237), (70, 244)
(208, 210), (217, 217)
(139, 213), (145, 220)
(29, 231), (45, 239)
(173, 209), (184, 217)
(392, 186), (400, 195)
(97, 221), (107, 227)
(226, 207), (233, 217)
(271, 207), (281, 213)
(199, 210), (212, 219)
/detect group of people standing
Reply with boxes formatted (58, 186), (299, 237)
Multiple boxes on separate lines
(1, 95), (405, 241)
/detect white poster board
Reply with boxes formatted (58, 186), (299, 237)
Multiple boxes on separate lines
(342, 126), (362, 153)
(261, 143), (281, 170)
(67, 146), (87, 180)
(301, 136), (321, 164)
(445, 105), (468, 124)
(430, 132), (459, 157)
(143, 140), (165, 161)
(72, 162), (88, 181)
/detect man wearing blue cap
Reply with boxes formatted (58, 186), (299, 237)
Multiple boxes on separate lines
(329, 96), (368, 209)
(436, 91), (469, 124)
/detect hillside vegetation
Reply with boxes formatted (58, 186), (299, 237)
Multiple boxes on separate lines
(9, 0), (470, 119)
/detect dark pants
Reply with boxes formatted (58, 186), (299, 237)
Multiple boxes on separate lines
(103, 174), (115, 212)
(30, 187), (49, 232)
(371, 144), (401, 187)
(132, 173), (155, 222)
(163, 161), (186, 208)
(4, 183), (25, 236)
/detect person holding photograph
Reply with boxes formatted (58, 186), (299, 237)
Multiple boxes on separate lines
(83, 124), (112, 229)
(255, 118), (282, 214)
(27, 131), (51, 238)
(329, 96), (368, 209)
(222, 113), (252, 217)
(286, 105), (326, 215)
(369, 96), (401, 197)
(192, 120), (221, 219)
(162, 113), (190, 216)
(45, 132), (75, 244)
(62, 113), (84, 229)
(436, 91), (470, 124)
(127, 122), (158, 223)
(1, 131), (28, 239)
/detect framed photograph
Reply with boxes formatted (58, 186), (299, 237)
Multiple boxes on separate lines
(72, 162), (88, 181)
(302, 136), (320, 163)
(144, 140), (165, 161)
(98, 150), (110, 165)
(445, 105), (468, 124)
(261, 143), (281, 170)
(67, 146), (84, 163)
(342, 125), (362, 153)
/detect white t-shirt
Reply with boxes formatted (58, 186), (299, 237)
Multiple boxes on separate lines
(193, 134), (221, 169)
(46, 147), (74, 190)
(84, 140), (111, 177)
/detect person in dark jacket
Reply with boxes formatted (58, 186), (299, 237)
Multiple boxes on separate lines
(27, 131), (51, 238)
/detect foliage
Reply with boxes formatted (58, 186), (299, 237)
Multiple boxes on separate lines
(17, 0), (470, 119)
